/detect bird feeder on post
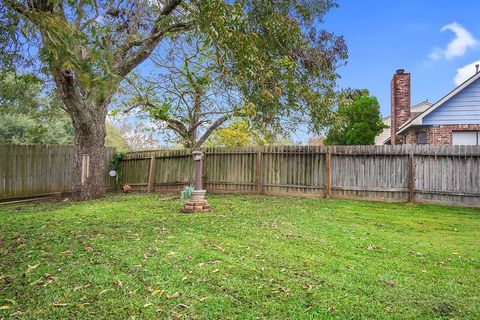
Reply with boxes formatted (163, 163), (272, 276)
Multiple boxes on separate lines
(182, 151), (210, 213)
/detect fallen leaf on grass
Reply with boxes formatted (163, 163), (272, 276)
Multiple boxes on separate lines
(0, 274), (12, 281)
(60, 249), (72, 255)
(30, 277), (44, 286)
(52, 303), (67, 307)
(303, 283), (312, 290)
(43, 279), (55, 287)
(99, 289), (113, 295)
(285, 232), (301, 238)
(25, 264), (40, 273)
(379, 280), (396, 287)
(30, 274), (57, 287)
(151, 289), (165, 297)
(73, 284), (90, 292)
(169, 292), (181, 299)
(0, 306), (11, 310)
(144, 302), (152, 308)
(212, 269), (219, 273)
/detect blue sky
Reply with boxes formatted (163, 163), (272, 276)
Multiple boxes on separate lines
(325, 0), (480, 117)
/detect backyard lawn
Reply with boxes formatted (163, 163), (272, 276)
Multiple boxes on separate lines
(0, 194), (479, 319)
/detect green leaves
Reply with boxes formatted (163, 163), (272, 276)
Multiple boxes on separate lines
(145, 103), (171, 122)
(325, 92), (388, 146)
(195, 0), (347, 134)
(206, 118), (281, 147)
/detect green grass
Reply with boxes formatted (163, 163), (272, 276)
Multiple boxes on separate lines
(1, 194), (479, 319)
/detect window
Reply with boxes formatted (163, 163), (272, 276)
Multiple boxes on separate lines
(416, 132), (427, 144)
(452, 131), (479, 145)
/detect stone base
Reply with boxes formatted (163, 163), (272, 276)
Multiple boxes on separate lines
(191, 189), (206, 201)
(181, 199), (210, 213)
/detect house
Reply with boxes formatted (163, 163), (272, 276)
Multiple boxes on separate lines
(376, 67), (480, 145)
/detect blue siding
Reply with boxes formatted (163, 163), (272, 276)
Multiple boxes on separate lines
(423, 77), (480, 125)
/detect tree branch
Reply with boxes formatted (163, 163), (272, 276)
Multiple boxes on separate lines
(112, 0), (193, 77)
(166, 118), (189, 139)
(196, 114), (231, 147)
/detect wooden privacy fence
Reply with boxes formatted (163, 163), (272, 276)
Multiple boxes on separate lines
(122, 145), (480, 206)
(0, 144), (116, 201)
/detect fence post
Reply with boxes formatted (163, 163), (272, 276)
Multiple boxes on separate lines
(256, 150), (263, 194)
(408, 152), (414, 203)
(325, 150), (331, 199)
(147, 152), (156, 193)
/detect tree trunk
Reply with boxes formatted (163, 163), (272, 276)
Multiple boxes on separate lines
(51, 66), (111, 201)
(70, 107), (108, 201)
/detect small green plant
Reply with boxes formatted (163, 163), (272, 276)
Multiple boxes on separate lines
(180, 184), (194, 202)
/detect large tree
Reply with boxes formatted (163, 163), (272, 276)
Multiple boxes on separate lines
(119, 27), (346, 148)
(117, 36), (243, 148)
(2, 0), (346, 200)
(324, 90), (387, 145)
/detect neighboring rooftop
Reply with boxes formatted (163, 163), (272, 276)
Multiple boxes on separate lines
(375, 100), (432, 145)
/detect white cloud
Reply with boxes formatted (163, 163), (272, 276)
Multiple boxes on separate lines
(429, 22), (477, 60)
(454, 60), (480, 85)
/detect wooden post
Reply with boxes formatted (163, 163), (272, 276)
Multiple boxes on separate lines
(325, 151), (331, 199)
(408, 152), (414, 203)
(256, 150), (263, 194)
(147, 153), (156, 193)
(81, 154), (90, 186)
(193, 151), (204, 191)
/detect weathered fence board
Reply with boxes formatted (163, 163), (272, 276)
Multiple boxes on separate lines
(121, 145), (480, 206)
(0, 145), (116, 200)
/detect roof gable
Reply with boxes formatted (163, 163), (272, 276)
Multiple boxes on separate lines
(398, 71), (480, 134)
(375, 101), (432, 145)
(423, 77), (480, 125)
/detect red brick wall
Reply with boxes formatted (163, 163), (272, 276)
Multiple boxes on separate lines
(390, 69), (411, 145)
(402, 124), (480, 145)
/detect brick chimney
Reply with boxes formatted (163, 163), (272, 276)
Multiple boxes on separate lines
(390, 69), (411, 144)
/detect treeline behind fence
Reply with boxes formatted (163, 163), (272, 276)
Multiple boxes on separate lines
(122, 145), (480, 206)
(0, 144), (116, 201)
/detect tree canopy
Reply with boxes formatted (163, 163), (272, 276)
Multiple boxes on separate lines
(324, 90), (387, 145)
(0, 71), (130, 149)
(0, 71), (73, 144)
(1, 0), (347, 200)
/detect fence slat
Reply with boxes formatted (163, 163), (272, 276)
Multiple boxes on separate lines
(0, 145), (116, 200)
(120, 145), (480, 206)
